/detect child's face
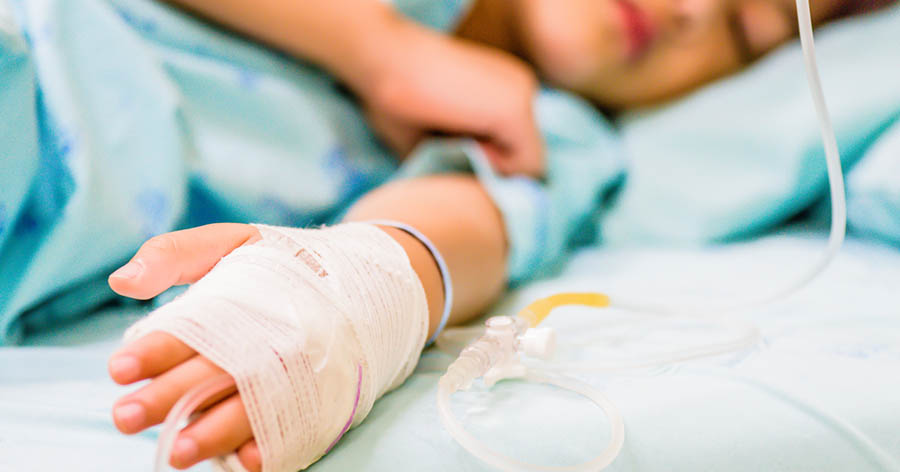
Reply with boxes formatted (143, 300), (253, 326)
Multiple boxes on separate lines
(516, 0), (844, 109)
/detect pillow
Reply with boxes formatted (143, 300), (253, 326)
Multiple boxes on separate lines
(846, 121), (900, 245)
(601, 4), (900, 245)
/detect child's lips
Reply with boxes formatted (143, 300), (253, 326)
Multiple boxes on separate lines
(616, 0), (656, 61)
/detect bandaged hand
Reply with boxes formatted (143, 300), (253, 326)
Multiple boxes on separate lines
(358, 18), (545, 178)
(107, 223), (429, 471)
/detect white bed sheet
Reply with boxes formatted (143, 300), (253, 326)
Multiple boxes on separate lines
(2, 230), (898, 471)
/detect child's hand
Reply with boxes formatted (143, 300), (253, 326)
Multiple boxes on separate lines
(359, 21), (545, 177)
(107, 224), (263, 471)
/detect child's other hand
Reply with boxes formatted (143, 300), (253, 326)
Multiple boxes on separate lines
(107, 224), (263, 471)
(360, 21), (545, 177)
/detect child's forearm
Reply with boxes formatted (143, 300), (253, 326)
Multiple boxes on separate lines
(162, 0), (400, 95)
(344, 175), (508, 335)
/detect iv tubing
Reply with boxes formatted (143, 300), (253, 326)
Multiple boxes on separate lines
(154, 374), (236, 472)
(150, 1), (852, 470)
(508, 0), (847, 373)
(528, 318), (760, 373)
(437, 1), (854, 470)
(715, 370), (900, 472)
(615, 0), (846, 316)
(437, 371), (625, 472)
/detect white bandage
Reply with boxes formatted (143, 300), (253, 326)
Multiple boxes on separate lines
(124, 223), (429, 472)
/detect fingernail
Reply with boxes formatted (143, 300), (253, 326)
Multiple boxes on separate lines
(108, 355), (140, 382)
(173, 437), (199, 466)
(111, 260), (143, 280)
(113, 403), (145, 432)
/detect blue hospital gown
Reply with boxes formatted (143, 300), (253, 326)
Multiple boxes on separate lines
(0, 0), (624, 344)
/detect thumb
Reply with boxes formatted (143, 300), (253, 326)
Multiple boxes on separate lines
(109, 223), (261, 300)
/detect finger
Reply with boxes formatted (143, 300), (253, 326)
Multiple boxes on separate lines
(515, 114), (546, 177)
(112, 356), (233, 434)
(109, 223), (261, 300)
(238, 440), (262, 472)
(169, 395), (253, 470)
(479, 141), (511, 174)
(486, 102), (545, 178)
(366, 107), (423, 159)
(371, 40), (527, 136)
(480, 125), (545, 178)
(108, 332), (196, 385)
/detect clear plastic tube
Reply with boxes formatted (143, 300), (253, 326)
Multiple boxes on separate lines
(149, 2), (850, 471)
(154, 374), (236, 472)
(437, 319), (624, 471)
(549, 0), (844, 373)
(437, 370), (625, 472)
(442, 0), (846, 371)
(723, 371), (900, 472)
(527, 318), (761, 373)
(613, 0), (846, 317)
(437, 1), (852, 470)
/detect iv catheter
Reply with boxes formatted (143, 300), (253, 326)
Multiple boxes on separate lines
(435, 0), (850, 470)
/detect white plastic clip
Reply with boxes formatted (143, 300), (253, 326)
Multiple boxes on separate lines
(479, 317), (558, 387)
(519, 327), (556, 360)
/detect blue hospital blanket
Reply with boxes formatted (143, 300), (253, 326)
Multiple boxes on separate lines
(0, 0), (623, 345)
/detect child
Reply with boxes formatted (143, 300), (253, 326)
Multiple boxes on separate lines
(98, 0), (894, 470)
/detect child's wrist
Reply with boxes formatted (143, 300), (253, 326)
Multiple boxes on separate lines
(371, 223), (452, 343)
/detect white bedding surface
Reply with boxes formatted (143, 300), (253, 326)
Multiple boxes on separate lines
(2, 231), (899, 471)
